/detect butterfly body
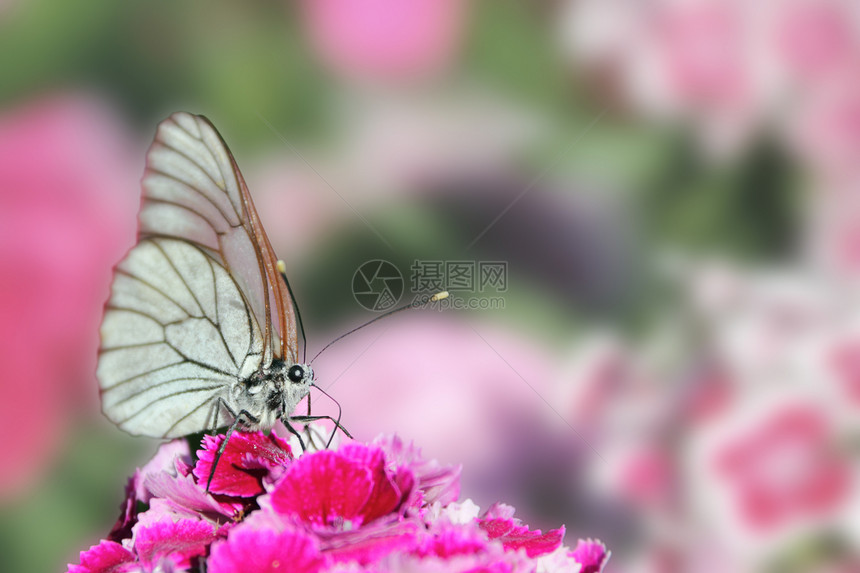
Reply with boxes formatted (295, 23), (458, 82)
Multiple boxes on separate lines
(98, 113), (312, 439)
(234, 360), (314, 431)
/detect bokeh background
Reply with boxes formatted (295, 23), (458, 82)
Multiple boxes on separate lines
(2, 0), (860, 571)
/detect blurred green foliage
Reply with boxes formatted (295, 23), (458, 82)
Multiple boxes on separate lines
(0, 421), (154, 573)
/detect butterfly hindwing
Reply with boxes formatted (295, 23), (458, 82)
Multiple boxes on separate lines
(99, 238), (263, 438)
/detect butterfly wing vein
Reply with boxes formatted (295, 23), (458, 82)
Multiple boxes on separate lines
(99, 238), (263, 438)
(98, 112), (298, 438)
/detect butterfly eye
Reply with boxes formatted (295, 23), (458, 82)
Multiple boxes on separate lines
(287, 365), (305, 383)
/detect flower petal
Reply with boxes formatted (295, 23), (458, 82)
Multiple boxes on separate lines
(208, 526), (326, 573)
(339, 444), (405, 521)
(108, 476), (138, 543)
(376, 435), (461, 507)
(135, 435), (192, 504)
(270, 450), (372, 527)
(145, 463), (240, 518)
(67, 540), (135, 573)
(414, 521), (489, 558)
(320, 518), (422, 565)
(479, 503), (564, 558)
(569, 538), (610, 573)
(193, 432), (292, 497)
(133, 517), (218, 569)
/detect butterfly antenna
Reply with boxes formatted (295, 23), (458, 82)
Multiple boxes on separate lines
(310, 291), (449, 365)
(277, 260), (308, 363)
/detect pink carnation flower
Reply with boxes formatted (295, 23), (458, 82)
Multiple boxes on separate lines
(68, 426), (608, 572)
(714, 404), (851, 532)
(301, 0), (466, 82)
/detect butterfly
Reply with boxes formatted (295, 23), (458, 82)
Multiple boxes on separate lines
(97, 112), (319, 443)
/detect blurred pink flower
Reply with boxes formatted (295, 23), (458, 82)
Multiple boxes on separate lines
(617, 447), (676, 510)
(250, 158), (343, 265)
(805, 189), (860, 278)
(565, 337), (634, 433)
(302, 0), (466, 82)
(655, 0), (752, 114)
(565, 0), (860, 161)
(774, 0), (860, 83)
(565, 259), (860, 570)
(565, 0), (775, 156)
(309, 314), (555, 474)
(790, 69), (860, 185)
(715, 404), (851, 531)
(829, 340), (860, 407)
(0, 94), (138, 498)
(680, 363), (733, 424)
(685, 263), (833, 384)
(562, 335), (678, 447)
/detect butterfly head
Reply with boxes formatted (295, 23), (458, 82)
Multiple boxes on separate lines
(270, 360), (314, 407)
(236, 360), (314, 430)
(287, 363), (313, 384)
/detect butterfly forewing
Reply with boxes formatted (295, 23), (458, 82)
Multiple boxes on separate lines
(98, 112), (297, 438)
(223, 144), (299, 364)
(139, 112), (297, 363)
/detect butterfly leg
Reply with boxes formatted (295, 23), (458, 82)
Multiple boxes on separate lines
(282, 419), (307, 452)
(206, 398), (223, 432)
(206, 402), (259, 493)
(302, 424), (324, 450)
(289, 415), (354, 449)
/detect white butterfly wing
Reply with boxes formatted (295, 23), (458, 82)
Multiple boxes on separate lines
(140, 112), (298, 365)
(98, 112), (297, 438)
(99, 238), (263, 438)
